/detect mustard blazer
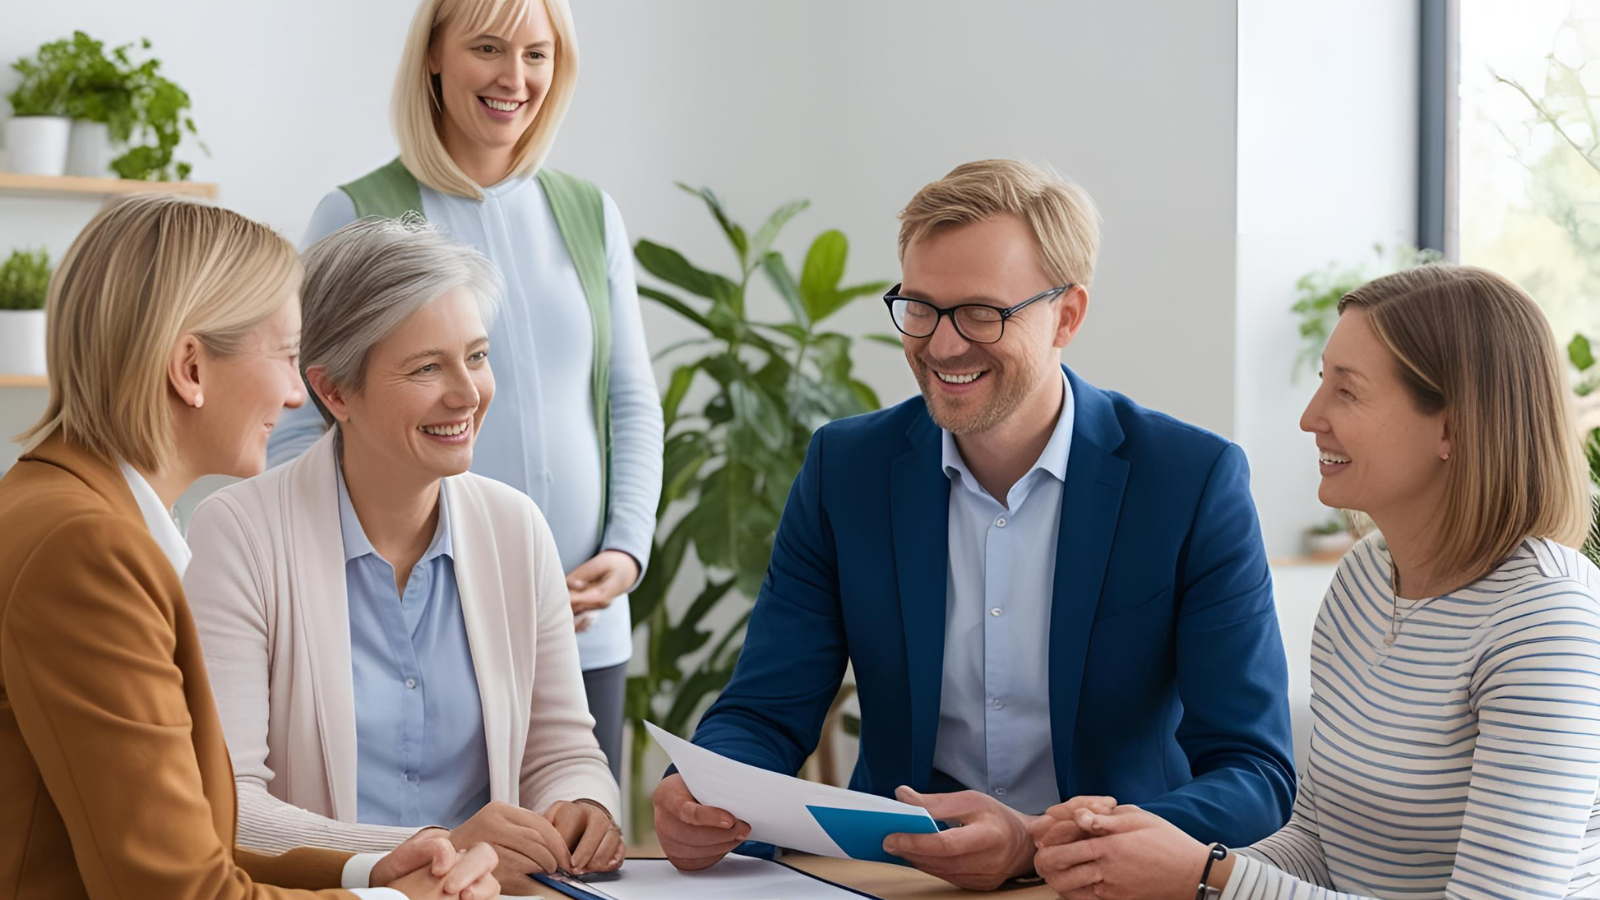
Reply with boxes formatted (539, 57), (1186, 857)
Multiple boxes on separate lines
(0, 435), (359, 900)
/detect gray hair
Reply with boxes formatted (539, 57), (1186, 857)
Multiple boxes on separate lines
(299, 215), (502, 425)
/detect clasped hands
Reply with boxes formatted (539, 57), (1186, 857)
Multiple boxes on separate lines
(376, 798), (624, 898)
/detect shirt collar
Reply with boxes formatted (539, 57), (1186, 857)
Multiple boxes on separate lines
(335, 463), (453, 565)
(942, 368), (1075, 493)
(117, 460), (192, 577)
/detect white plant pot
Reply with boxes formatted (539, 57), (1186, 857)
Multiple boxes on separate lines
(1304, 530), (1356, 562)
(0, 309), (47, 376)
(4, 116), (71, 176)
(66, 120), (117, 178)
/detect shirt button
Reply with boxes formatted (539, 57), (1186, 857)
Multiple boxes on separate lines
(991, 699), (1004, 710)
(990, 607), (1003, 617)
(995, 788), (1008, 796)
(404, 678), (418, 690)
(996, 517), (1007, 528)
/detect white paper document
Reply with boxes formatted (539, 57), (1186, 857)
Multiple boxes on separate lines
(540, 857), (870, 900)
(645, 721), (938, 862)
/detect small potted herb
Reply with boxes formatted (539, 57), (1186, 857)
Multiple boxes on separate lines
(5, 44), (74, 175)
(6, 32), (204, 181)
(0, 249), (51, 376)
(1304, 514), (1356, 562)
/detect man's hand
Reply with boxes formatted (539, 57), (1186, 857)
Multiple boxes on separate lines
(567, 550), (640, 618)
(653, 773), (749, 871)
(881, 786), (1037, 891)
(1029, 795), (1118, 848)
(449, 800), (574, 894)
(370, 828), (500, 900)
(546, 799), (625, 873)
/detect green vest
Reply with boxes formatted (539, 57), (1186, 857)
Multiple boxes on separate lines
(339, 158), (614, 537)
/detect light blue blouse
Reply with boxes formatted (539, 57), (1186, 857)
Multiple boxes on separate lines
(338, 466), (491, 828)
(271, 174), (664, 671)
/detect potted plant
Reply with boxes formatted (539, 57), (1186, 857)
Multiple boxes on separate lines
(5, 43), (74, 175)
(0, 249), (51, 376)
(13, 32), (204, 181)
(623, 184), (892, 835)
(1304, 514), (1356, 562)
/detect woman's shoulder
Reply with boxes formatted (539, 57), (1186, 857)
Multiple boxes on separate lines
(1466, 538), (1600, 638)
(302, 188), (359, 249)
(447, 471), (550, 531)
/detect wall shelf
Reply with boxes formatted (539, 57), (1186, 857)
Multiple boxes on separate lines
(0, 172), (217, 200)
(0, 375), (47, 388)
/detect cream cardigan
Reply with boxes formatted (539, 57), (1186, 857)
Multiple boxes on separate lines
(184, 432), (619, 854)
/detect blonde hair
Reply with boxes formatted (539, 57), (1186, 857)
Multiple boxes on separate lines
(393, 0), (578, 200)
(1338, 264), (1591, 581)
(898, 159), (1102, 287)
(18, 195), (301, 471)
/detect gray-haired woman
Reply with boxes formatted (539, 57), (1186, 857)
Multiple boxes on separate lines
(184, 218), (624, 895)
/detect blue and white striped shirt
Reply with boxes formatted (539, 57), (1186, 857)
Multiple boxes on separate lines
(1225, 535), (1600, 900)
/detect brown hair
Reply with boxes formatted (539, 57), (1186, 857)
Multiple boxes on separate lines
(898, 159), (1102, 287)
(1339, 264), (1591, 580)
(18, 195), (300, 470)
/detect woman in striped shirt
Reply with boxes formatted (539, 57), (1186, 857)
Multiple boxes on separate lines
(1031, 264), (1600, 900)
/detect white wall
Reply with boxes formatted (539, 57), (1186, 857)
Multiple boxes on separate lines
(1235, 0), (1420, 558)
(0, 0), (1241, 453)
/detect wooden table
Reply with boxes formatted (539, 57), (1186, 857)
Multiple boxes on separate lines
(522, 855), (1058, 900)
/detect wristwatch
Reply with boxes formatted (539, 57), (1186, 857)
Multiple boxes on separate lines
(1195, 843), (1229, 900)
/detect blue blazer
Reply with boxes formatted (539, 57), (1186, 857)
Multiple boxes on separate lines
(691, 366), (1296, 846)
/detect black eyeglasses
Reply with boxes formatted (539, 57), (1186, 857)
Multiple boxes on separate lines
(882, 283), (1072, 344)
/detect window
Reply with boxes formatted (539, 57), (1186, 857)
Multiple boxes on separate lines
(1457, 0), (1600, 345)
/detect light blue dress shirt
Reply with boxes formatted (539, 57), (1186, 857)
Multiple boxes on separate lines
(931, 370), (1073, 815)
(337, 466), (492, 828)
(272, 176), (664, 672)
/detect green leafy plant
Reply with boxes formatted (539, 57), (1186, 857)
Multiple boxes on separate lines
(1567, 334), (1600, 568)
(6, 32), (203, 181)
(624, 184), (891, 834)
(7, 40), (75, 117)
(0, 249), (52, 311)
(1290, 244), (1442, 380)
(1308, 515), (1346, 537)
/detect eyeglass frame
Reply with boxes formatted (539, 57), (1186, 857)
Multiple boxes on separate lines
(881, 282), (1074, 344)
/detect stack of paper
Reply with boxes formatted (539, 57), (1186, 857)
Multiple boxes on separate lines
(645, 722), (938, 865)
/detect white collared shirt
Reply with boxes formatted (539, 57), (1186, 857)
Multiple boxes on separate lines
(931, 369), (1073, 814)
(117, 462), (191, 578)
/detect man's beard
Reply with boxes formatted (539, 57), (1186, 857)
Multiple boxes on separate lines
(911, 351), (1042, 436)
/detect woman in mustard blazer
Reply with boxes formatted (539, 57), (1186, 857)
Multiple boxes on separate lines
(0, 195), (497, 900)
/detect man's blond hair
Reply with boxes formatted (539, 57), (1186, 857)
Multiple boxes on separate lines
(898, 159), (1102, 287)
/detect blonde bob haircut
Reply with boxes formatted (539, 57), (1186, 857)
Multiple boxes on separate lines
(898, 159), (1102, 288)
(393, 0), (579, 200)
(18, 195), (300, 472)
(1338, 264), (1591, 582)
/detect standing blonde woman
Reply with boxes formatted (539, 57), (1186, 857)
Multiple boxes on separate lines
(0, 194), (498, 900)
(269, 0), (662, 785)
(1031, 265), (1600, 900)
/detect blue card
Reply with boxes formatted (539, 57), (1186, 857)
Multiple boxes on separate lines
(806, 805), (940, 866)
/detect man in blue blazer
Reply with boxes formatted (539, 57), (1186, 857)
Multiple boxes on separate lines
(652, 160), (1294, 890)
